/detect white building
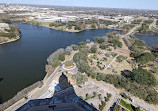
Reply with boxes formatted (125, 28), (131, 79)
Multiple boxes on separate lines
(123, 16), (134, 23)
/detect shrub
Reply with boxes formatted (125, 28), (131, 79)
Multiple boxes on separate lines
(47, 48), (65, 64)
(64, 61), (74, 67)
(51, 60), (61, 68)
(110, 39), (122, 48)
(79, 41), (86, 47)
(116, 55), (127, 63)
(71, 44), (79, 51)
(65, 46), (73, 55)
(85, 94), (91, 100)
(94, 37), (105, 44)
(100, 101), (106, 111)
(72, 72), (88, 86)
(99, 44), (108, 49)
(90, 46), (97, 53)
(58, 54), (65, 61)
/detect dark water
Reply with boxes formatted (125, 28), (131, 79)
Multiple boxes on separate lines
(134, 33), (158, 47)
(0, 23), (121, 103)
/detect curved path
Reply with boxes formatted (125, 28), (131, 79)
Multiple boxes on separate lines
(5, 61), (78, 111)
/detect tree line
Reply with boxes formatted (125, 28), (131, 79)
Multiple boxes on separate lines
(73, 43), (158, 104)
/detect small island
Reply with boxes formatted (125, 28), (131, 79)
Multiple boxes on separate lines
(0, 23), (21, 44)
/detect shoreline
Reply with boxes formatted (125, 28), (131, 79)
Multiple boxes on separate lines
(0, 36), (21, 45)
(1, 30), (157, 111)
(23, 22), (123, 33)
(44, 25), (123, 33)
(1, 22), (157, 110)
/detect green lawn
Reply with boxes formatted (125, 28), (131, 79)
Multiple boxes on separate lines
(119, 99), (134, 111)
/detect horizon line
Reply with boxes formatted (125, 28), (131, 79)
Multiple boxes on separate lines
(1, 3), (158, 11)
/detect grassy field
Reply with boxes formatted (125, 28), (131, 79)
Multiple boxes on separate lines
(40, 22), (50, 27)
(87, 42), (131, 75)
(119, 99), (134, 111)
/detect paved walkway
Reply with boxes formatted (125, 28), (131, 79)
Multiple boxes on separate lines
(104, 54), (119, 70)
(5, 61), (78, 111)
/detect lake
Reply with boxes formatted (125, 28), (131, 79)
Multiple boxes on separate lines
(0, 23), (121, 103)
(135, 33), (158, 47)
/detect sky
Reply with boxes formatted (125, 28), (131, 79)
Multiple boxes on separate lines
(0, 0), (158, 10)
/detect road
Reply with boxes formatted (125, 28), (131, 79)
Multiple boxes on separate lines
(149, 18), (158, 31)
(126, 21), (143, 37)
(5, 61), (78, 111)
(5, 65), (62, 111)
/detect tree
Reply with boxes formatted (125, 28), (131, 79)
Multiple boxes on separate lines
(86, 93), (91, 100)
(79, 41), (86, 46)
(2, 18), (11, 24)
(58, 54), (65, 61)
(65, 46), (73, 55)
(74, 25), (81, 30)
(64, 61), (73, 67)
(145, 89), (158, 104)
(94, 37), (105, 44)
(116, 55), (127, 63)
(96, 73), (104, 81)
(51, 60), (61, 68)
(132, 67), (157, 87)
(110, 39), (122, 48)
(137, 52), (155, 65)
(99, 44), (108, 49)
(91, 24), (96, 29)
(94, 72), (158, 104)
(130, 51), (142, 58)
(45, 64), (54, 74)
(71, 44), (79, 51)
(47, 48), (64, 64)
(72, 72), (88, 86)
(90, 46), (97, 53)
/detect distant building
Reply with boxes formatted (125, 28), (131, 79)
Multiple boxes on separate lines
(123, 16), (134, 23)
